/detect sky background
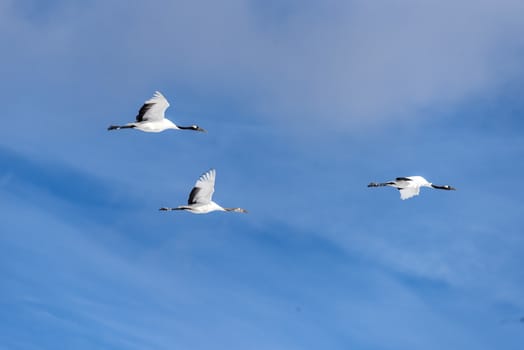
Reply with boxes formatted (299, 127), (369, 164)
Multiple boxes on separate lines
(1, 0), (524, 349)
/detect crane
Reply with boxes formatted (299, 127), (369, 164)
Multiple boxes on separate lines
(368, 176), (456, 200)
(108, 91), (206, 133)
(159, 169), (248, 214)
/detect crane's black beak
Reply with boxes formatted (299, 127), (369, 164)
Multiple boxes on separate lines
(197, 127), (207, 133)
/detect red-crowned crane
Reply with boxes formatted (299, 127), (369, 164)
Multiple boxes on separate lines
(108, 91), (206, 133)
(159, 169), (248, 214)
(368, 176), (456, 200)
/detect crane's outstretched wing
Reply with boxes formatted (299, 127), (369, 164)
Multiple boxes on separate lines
(135, 91), (170, 122)
(187, 169), (216, 205)
(406, 176), (430, 186)
(399, 187), (420, 200)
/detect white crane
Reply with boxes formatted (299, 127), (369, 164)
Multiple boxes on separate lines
(108, 91), (206, 133)
(368, 176), (456, 200)
(159, 169), (248, 214)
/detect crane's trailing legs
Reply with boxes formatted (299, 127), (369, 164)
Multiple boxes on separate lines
(224, 207), (248, 213)
(108, 125), (135, 131)
(368, 182), (394, 187)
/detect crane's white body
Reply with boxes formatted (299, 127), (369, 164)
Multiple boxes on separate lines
(391, 176), (430, 200)
(160, 169), (247, 214)
(108, 91), (205, 133)
(131, 91), (175, 132)
(177, 201), (227, 214)
(132, 118), (178, 133)
(368, 176), (456, 200)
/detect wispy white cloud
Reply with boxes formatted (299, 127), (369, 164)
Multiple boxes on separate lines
(2, 0), (524, 133)
(2, 161), (522, 349)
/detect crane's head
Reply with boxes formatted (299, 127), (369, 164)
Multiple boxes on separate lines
(191, 125), (207, 132)
(177, 124), (207, 132)
(432, 184), (456, 190)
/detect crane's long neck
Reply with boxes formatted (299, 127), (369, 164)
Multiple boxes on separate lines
(431, 184), (449, 190)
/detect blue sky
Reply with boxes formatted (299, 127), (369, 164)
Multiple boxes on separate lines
(1, 0), (524, 349)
